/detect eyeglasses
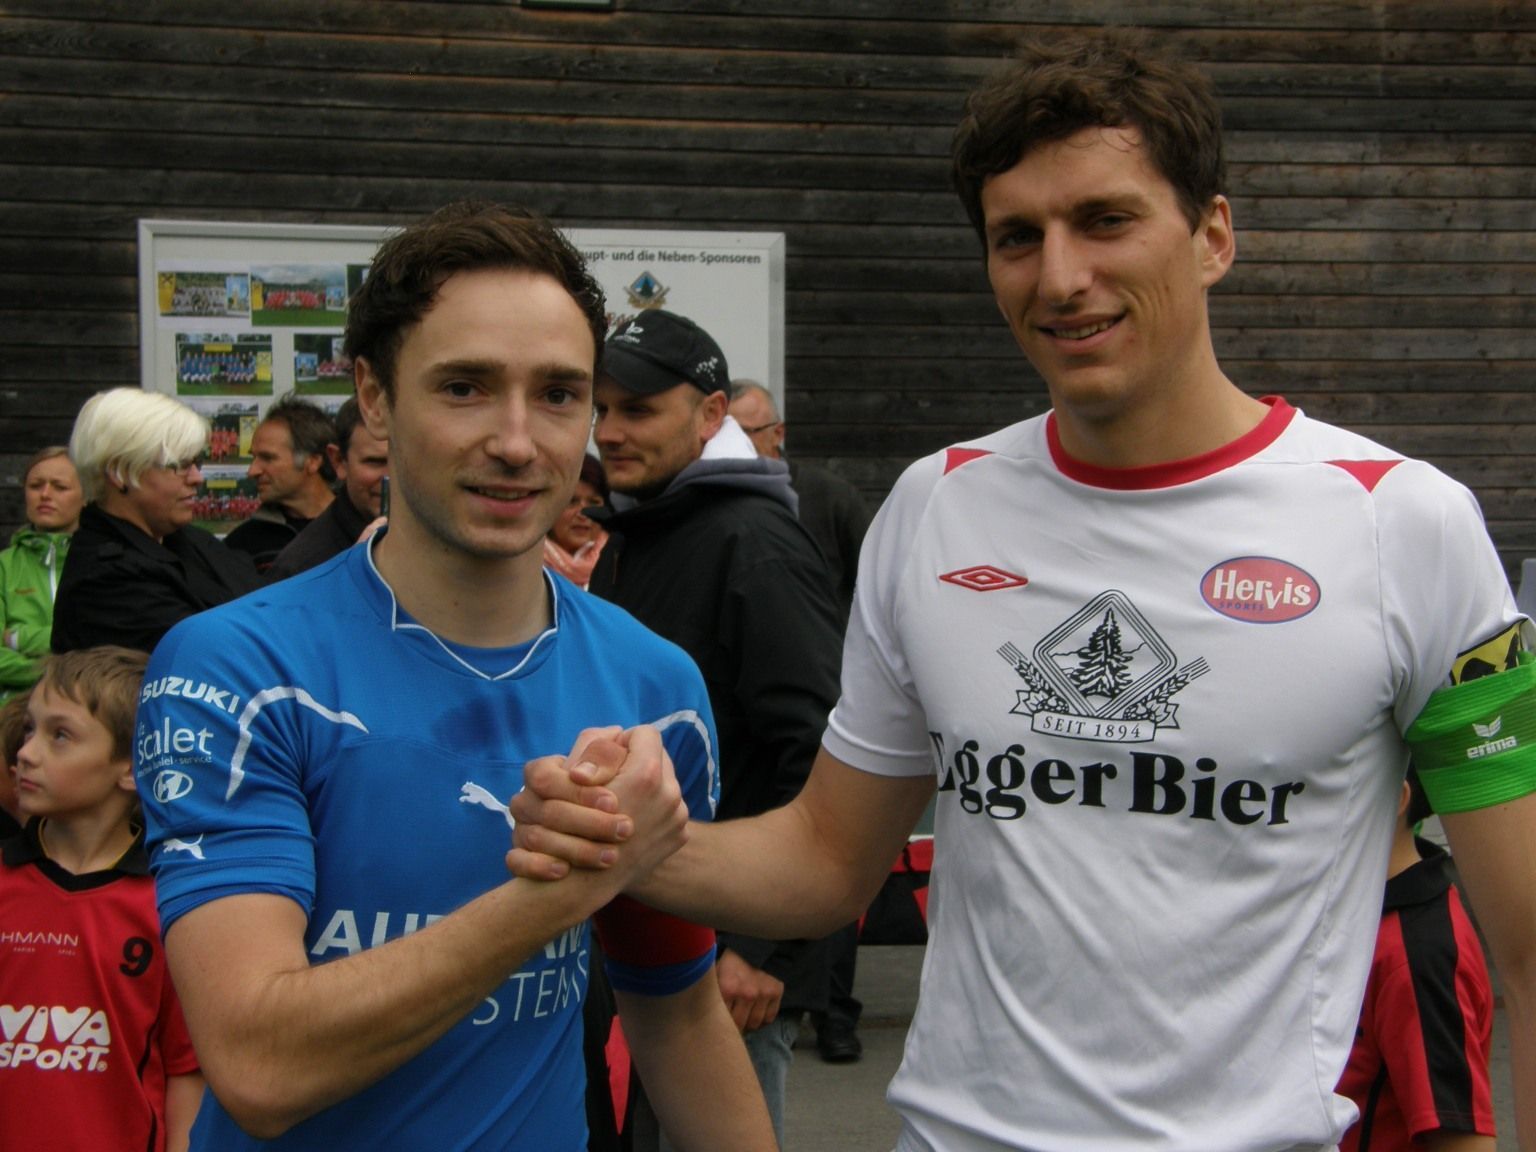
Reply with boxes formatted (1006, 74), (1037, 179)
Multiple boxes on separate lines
(160, 455), (208, 475)
(740, 420), (782, 435)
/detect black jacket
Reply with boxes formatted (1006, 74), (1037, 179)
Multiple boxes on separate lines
(267, 493), (370, 582)
(223, 505), (312, 575)
(591, 454), (844, 1011)
(51, 503), (261, 654)
(788, 458), (872, 627)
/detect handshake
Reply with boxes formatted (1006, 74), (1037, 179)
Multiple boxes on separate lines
(509, 724), (690, 893)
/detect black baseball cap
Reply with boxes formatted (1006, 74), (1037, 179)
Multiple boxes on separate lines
(601, 309), (731, 396)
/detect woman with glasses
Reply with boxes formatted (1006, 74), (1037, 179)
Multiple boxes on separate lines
(51, 388), (260, 654)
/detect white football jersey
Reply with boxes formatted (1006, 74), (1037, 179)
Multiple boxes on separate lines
(825, 399), (1523, 1152)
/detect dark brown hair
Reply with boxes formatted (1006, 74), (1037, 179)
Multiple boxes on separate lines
(344, 201), (607, 398)
(262, 392), (337, 482)
(952, 28), (1225, 242)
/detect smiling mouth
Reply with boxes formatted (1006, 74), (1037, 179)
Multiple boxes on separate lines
(468, 484), (535, 503)
(1043, 318), (1119, 340)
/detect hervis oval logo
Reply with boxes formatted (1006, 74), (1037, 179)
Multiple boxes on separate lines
(1201, 556), (1320, 624)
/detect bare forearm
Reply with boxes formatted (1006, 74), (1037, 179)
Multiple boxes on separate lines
(164, 1073), (205, 1152)
(169, 871), (621, 1137)
(634, 812), (863, 938)
(633, 755), (934, 939)
(618, 982), (775, 1152)
(1505, 994), (1536, 1150)
(1422, 1130), (1497, 1152)
(1442, 798), (1536, 1149)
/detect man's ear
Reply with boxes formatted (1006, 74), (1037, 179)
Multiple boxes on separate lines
(1197, 195), (1236, 290)
(355, 357), (392, 440)
(325, 442), (346, 480)
(697, 390), (728, 442)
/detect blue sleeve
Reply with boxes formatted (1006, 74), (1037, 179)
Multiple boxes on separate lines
(136, 612), (319, 929)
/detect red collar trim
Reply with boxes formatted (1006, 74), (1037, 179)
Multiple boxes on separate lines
(1047, 397), (1295, 490)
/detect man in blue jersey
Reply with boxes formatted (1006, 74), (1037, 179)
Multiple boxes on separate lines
(134, 201), (775, 1151)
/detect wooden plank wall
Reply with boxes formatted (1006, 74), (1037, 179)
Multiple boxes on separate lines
(1, 1), (1533, 577)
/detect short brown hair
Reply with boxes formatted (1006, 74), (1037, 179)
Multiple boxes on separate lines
(344, 201), (607, 399)
(36, 647), (150, 762)
(951, 27), (1226, 242)
(0, 695), (28, 767)
(262, 393), (337, 482)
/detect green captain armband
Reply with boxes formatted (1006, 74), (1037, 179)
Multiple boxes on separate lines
(1406, 653), (1536, 813)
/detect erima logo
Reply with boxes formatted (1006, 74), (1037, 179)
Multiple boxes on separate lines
(140, 676), (241, 715)
(0, 1005), (111, 1071)
(1468, 715), (1518, 759)
(1201, 557), (1319, 624)
(153, 770), (194, 803)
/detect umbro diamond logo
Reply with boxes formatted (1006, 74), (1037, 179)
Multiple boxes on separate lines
(939, 565), (1028, 592)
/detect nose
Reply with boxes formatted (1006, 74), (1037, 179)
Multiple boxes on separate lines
(486, 396), (536, 466)
(593, 408), (622, 448)
(186, 463), (204, 484)
(1037, 228), (1092, 306)
(15, 731), (39, 770)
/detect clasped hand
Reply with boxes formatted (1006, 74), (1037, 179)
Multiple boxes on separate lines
(507, 724), (686, 884)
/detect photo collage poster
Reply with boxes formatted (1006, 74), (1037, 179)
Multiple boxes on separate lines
(140, 220), (785, 535)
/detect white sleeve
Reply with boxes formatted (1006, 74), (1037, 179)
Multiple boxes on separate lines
(1378, 459), (1528, 730)
(822, 453), (943, 777)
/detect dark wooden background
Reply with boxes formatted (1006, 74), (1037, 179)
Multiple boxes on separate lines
(2, 2), (1533, 579)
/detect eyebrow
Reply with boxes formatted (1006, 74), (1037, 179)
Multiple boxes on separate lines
(27, 707), (77, 728)
(987, 189), (1155, 233)
(1072, 192), (1153, 216)
(429, 357), (591, 382)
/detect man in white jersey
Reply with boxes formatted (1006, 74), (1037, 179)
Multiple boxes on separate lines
(509, 30), (1536, 1152)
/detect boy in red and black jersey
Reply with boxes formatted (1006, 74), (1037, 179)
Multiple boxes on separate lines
(0, 647), (202, 1152)
(1340, 772), (1497, 1152)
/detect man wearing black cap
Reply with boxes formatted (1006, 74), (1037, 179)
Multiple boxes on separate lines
(590, 308), (844, 1149)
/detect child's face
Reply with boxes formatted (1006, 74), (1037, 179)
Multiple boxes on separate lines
(12, 684), (133, 820)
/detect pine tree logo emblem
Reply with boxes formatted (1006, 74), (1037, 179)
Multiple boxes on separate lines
(999, 590), (1208, 744)
(625, 271), (670, 309)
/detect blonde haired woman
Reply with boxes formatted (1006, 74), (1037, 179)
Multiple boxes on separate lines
(0, 447), (83, 701)
(51, 388), (259, 653)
